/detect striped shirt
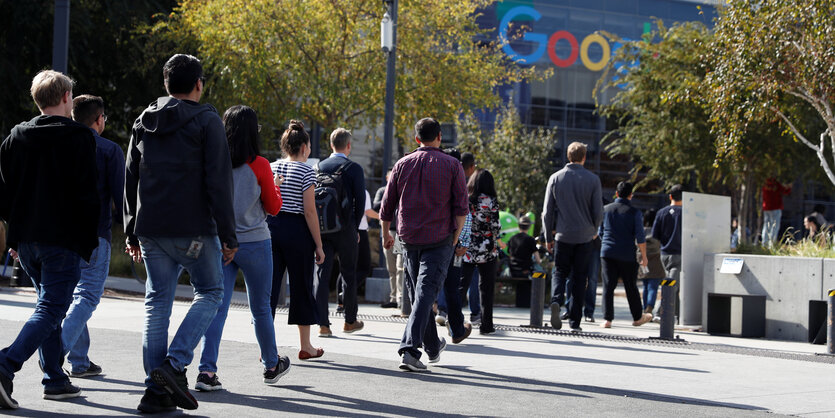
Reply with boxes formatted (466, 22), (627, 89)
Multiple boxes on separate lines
(270, 159), (314, 215)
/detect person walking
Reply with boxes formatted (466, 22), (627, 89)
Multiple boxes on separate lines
(60, 95), (125, 379)
(374, 171), (404, 309)
(458, 169), (502, 335)
(0, 70), (99, 409)
(652, 184), (683, 320)
(639, 209), (665, 317)
(380, 117), (468, 371)
(315, 128), (366, 336)
(124, 54), (238, 413)
(598, 182), (652, 329)
(268, 120), (326, 358)
(195, 105), (291, 392)
(542, 142), (603, 332)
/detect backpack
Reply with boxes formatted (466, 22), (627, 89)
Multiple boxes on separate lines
(314, 159), (353, 235)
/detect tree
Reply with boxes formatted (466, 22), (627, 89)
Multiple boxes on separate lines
(707, 0), (835, 186)
(159, 0), (540, 149)
(457, 103), (554, 217)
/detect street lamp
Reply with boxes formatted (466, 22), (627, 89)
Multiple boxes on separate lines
(381, 12), (393, 52)
(381, 0), (398, 184)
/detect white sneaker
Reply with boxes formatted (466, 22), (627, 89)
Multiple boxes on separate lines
(427, 338), (447, 364)
(435, 312), (447, 326)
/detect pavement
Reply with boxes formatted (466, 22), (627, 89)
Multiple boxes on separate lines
(0, 276), (833, 417)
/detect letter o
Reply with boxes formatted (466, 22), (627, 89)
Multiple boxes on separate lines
(580, 33), (610, 71)
(547, 31), (578, 68)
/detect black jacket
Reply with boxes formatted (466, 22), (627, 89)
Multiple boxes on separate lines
(0, 115), (99, 261)
(124, 97), (237, 248)
(317, 154), (365, 230)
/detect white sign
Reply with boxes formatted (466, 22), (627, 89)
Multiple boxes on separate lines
(720, 257), (744, 275)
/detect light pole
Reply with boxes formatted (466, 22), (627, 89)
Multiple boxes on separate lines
(381, 0), (398, 178)
(53, 0), (70, 74)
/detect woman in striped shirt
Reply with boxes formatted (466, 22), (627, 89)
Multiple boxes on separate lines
(268, 120), (326, 360)
(197, 105), (289, 391)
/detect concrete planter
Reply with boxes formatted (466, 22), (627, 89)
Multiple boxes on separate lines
(703, 253), (832, 342)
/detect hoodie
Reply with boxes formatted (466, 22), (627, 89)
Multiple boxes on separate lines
(0, 115), (99, 261)
(124, 97), (237, 248)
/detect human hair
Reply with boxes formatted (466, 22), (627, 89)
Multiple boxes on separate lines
(71, 94), (104, 127)
(443, 147), (461, 161)
(467, 168), (497, 202)
(30, 70), (74, 110)
(616, 181), (634, 198)
(329, 128), (352, 151)
(414, 117), (441, 143)
(163, 54), (203, 95)
(518, 215), (532, 231)
(461, 152), (475, 170)
(567, 141), (587, 163)
(805, 215), (821, 233)
(280, 119), (310, 157)
(223, 105), (261, 168)
(669, 184), (683, 201)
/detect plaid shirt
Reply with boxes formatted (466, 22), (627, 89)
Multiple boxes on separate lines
(380, 146), (468, 246)
(458, 213), (472, 249)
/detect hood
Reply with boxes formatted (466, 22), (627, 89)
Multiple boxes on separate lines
(11, 115), (90, 144)
(137, 96), (217, 135)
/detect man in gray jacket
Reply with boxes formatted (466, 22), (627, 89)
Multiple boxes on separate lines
(541, 142), (603, 331)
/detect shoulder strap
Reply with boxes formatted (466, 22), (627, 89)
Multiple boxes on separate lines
(334, 159), (353, 176)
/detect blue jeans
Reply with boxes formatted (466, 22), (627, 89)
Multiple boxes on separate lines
(451, 268), (480, 316)
(200, 239), (278, 372)
(139, 235), (223, 391)
(762, 209), (782, 246)
(0, 243), (80, 388)
(62, 237), (110, 373)
(399, 242), (454, 359)
(643, 278), (661, 310)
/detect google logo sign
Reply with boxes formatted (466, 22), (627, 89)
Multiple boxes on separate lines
(499, 6), (611, 71)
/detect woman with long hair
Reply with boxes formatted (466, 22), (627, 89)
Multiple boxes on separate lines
(197, 105), (289, 391)
(458, 168), (501, 334)
(268, 120), (326, 361)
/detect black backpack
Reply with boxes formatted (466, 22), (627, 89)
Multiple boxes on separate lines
(314, 159), (353, 235)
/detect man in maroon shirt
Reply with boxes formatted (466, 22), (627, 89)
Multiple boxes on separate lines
(380, 117), (468, 371)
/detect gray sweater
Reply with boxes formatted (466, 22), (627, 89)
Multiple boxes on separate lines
(541, 163), (603, 244)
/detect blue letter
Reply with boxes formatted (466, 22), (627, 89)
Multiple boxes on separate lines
(499, 6), (547, 65)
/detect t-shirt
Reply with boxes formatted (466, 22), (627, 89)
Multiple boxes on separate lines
(359, 190), (371, 231)
(270, 159), (314, 215)
(652, 204), (682, 255)
(508, 232), (537, 274)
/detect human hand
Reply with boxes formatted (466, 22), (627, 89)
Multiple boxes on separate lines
(125, 245), (142, 263)
(314, 246), (325, 264)
(383, 233), (394, 249)
(546, 241), (554, 253)
(222, 243), (238, 265)
(641, 255), (648, 267)
(274, 173), (284, 187)
(8, 248), (18, 261)
(454, 246), (467, 257)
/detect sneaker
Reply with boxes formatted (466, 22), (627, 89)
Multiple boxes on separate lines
(194, 373), (222, 392)
(435, 312), (448, 326)
(427, 338), (447, 364)
(570, 326), (582, 333)
(150, 359), (198, 410)
(479, 326), (496, 335)
(69, 361), (102, 378)
(584, 316), (595, 323)
(452, 323), (472, 344)
(43, 382), (81, 400)
(549, 303), (562, 330)
(633, 313), (653, 327)
(0, 373), (18, 410)
(561, 311), (570, 320)
(318, 326), (333, 337)
(263, 356), (291, 384)
(601, 320), (612, 329)
(381, 301), (398, 309)
(652, 315), (661, 323)
(343, 320), (365, 333)
(137, 389), (176, 414)
(469, 313), (482, 326)
(398, 352), (427, 372)
(335, 304), (344, 314)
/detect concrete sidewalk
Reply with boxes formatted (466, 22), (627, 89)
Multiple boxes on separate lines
(0, 281), (833, 416)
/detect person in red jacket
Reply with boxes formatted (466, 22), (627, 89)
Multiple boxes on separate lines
(761, 178), (791, 246)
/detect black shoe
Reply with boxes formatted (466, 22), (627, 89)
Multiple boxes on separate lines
(380, 301), (398, 309)
(479, 326), (496, 335)
(194, 373), (222, 392)
(43, 382), (81, 400)
(549, 303), (562, 330)
(561, 311), (570, 320)
(263, 356), (291, 384)
(0, 373), (18, 410)
(69, 361), (102, 378)
(150, 359), (198, 410)
(584, 316), (595, 323)
(335, 304), (344, 314)
(137, 389), (176, 414)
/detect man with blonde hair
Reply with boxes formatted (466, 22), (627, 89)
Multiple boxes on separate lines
(541, 141), (603, 332)
(0, 70), (99, 409)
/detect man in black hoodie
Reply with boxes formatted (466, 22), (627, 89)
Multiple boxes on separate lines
(124, 54), (241, 413)
(0, 70), (99, 409)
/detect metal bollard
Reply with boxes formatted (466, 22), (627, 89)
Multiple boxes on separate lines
(828, 289), (835, 355)
(659, 279), (677, 340)
(529, 271), (545, 327)
(12, 258), (31, 287)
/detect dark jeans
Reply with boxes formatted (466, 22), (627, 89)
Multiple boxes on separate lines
(554, 246), (600, 317)
(338, 229), (371, 304)
(441, 257), (466, 338)
(551, 240), (593, 329)
(399, 242), (453, 359)
(601, 257), (643, 322)
(317, 225), (359, 325)
(460, 258), (498, 331)
(0, 243), (80, 388)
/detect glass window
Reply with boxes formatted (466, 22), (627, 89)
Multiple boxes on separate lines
(605, 0), (638, 14)
(637, 0), (671, 18)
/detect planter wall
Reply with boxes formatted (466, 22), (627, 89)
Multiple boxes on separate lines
(703, 253), (828, 342)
